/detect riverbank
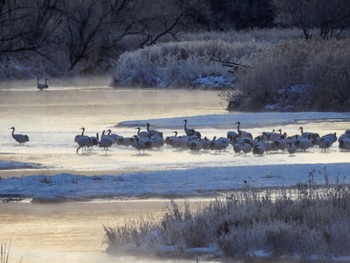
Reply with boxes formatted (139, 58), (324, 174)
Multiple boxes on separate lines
(1, 163), (350, 202)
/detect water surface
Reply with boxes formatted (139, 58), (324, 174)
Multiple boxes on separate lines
(1, 79), (349, 263)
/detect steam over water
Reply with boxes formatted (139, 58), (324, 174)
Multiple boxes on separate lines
(1, 78), (350, 262)
(0, 79), (226, 176)
(1, 79), (349, 177)
(0, 79), (222, 263)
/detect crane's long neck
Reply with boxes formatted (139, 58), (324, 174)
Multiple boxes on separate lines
(146, 124), (150, 132)
(137, 128), (140, 135)
(237, 123), (240, 132)
(81, 128), (85, 136)
(184, 121), (188, 132)
(11, 128), (15, 138)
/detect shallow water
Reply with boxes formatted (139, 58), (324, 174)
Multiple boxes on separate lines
(1, 79), (350, 263)
(0, 79), (229, 177)
(0, 81), (349, 177)
(0, 199), (212, 263)
(0, 80), (222, 263)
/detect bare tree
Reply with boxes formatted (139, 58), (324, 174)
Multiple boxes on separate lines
(54, 0), (204, 72)
(59, 0), (111, 72)
(136, 0), (203, 47)
(0, 0), (61, 55)
(273, 0), (350, 39)
(272, 0), (316, 39)
(0, 0), (34, 53)
(56, 0), (153, 72)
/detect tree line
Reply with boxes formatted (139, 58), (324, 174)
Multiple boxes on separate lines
(0, 0), (349, 77)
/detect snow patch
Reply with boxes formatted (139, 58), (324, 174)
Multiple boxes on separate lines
(193, 75), (234, 88)
(0, 161), (42, 170)
(1, 164), (350, 201)
(117, 112), (350, 129)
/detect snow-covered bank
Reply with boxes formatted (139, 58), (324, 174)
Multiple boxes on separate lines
(1, 111), (350, 202)
(1, 163), (349, 202)
(117, 112), (350, 128)
(0, 160), (42, 170)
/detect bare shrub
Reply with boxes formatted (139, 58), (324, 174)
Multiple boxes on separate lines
(236, 39), (310, 105)
(304, 40), (350, 110)
(231, 38), (350, 111)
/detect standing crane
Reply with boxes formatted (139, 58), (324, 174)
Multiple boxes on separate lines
(10, 127), (29, 144)
(37, 78), (49, 90)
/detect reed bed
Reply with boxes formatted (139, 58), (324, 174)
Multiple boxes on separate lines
(104, 183), (350, 260)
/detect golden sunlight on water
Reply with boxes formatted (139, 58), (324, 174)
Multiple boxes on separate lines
(0, 199), (211, 263)
(1, 79), (350, 263)
(0, 80), (220, 262)
(1, 79), (349, 177)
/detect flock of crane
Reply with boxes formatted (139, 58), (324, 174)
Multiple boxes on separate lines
(9, 120), (350, 156)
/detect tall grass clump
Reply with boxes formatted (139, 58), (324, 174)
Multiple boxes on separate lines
(112, 39), (269, 88)
(104, 185), (350, 260)
(1, 241), (13, 263)
(230, 38), (350, 111)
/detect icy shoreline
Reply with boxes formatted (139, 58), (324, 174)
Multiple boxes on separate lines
(117, 111), (350, 128)
(1, 163), (349, 202)
(0, 160), (43, 170)
(1, 112), (350, 202)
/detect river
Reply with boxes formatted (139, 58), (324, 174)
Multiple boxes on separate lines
(0, 78), (349, 262)
(1, 198), (213, 263)
(0, 78), (222, 262)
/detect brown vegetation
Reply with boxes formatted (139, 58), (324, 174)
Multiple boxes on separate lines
(228, 38), (350, 111)
(104, 182), (350, 260)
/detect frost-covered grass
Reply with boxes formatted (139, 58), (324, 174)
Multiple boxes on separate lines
(104, 184), (350, 260)
(1, 241), (11, 263)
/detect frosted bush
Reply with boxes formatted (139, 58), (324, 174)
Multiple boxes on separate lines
(112, 39), (267, 88)
(105, 185), (350, 260)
